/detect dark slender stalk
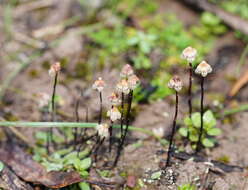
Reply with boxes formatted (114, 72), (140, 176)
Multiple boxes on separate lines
(77, 133), (96, 156)
(122, 90), (133, 142)
(113, 90), (133, 167)
(46, 72), (58, 154)
(74, 98), (80, 150)
(94, 137), (105, 162)
(120, 92), (124, 135)
(196, 77), (204, 153)
(188, 62), (193, 118)
(165, 91), (178, 168)
(187, 62), (193, 140)
(109, 105), (114, 153)
(78, 107), (88, 139)
(98, 92), (102, 124)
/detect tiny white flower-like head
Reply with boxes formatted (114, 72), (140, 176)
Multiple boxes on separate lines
(128, 74), (140, 90)
(37, 92), (50, 108)
(168, 75), (183, 92)
(96, 123), (109, 138)
(195, 60), (212, 77)
(92, 77), (105, 92)
(181, 46), (197, 63)
(49, 62), (61, 77)
(108, 92), (121, 105)
(107, 106), (121, 122)
(152, 127), (164, 138)
(116, 79), (130, 94)
(120, 64), (134, 78)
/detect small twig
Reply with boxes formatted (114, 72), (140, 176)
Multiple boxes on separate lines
(181, 0), (248, 35)
(13, 0), (56, 17)
(86, 179), (122, 188)
(165, 91), (179, 168)
(196, 77), (204, 153)
(221, 104), (248, 117)
(171, 151), (244, 173)
(8, 127), (35, 148)
(0, 53), (39, 100)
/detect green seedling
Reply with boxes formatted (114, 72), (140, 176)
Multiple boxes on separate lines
(127, 31), (157, 69)
(179, 110), (221, 148)
(0, 161), (4, 172)
(178, 183), (196, 190)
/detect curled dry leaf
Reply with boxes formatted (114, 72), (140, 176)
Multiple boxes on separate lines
(229, 69), (248, 97)
(0, 143), (82, 188)
(0, 166), (34, 190)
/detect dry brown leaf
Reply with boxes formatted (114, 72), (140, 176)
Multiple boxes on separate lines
(0, 166), (34, 190)
(0, 143), (82, 188)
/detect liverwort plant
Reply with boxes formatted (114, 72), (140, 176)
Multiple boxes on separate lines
(113, 64), (140, 167)
(116, 79), (130, 135)
(94, 123), (109, 161)
(107, 93), (121, 152)
(117, 65), (133, 135)
(92, 77), (106, 161)
(47, 62), (61, 154)
(195, 60), (213, 153)
(181, 46), (197, 119)
(92, 77), (106, 124)
(166, 75), (183, 167)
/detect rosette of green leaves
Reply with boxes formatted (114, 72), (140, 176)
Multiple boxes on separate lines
(179, 110), (221, 148)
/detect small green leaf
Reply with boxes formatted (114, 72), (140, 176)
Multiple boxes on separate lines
(184, 116), (193, 126)
(201, 12), (221, 26)
(189, 133), (198, 142)
(42, 160), (63, 172)
(179, 127), (188, 137)
(80, 157), (91, 171)
(207, 128), (221, 136)
(0, 161), (4, 172)
(78, 148), (90, 159)
(97, 170), (110, 178)
(35, 131), (47, 144)
(202, 138), (215, 147)
(79, 182), (91, 190)
(72, 158), (81, 170)
(203, 110), (216, 128)
(79, 170), (89, 178)
(151, 171), (162, 180)
(191, 112), (201, 128)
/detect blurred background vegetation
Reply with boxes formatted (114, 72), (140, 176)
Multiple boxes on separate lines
(1, 0), (247, 103)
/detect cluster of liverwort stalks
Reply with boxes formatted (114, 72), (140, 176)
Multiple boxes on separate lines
(45, 62), (139, 167)
(165, 46), (212, 167)
(92, 64), (140, 167)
